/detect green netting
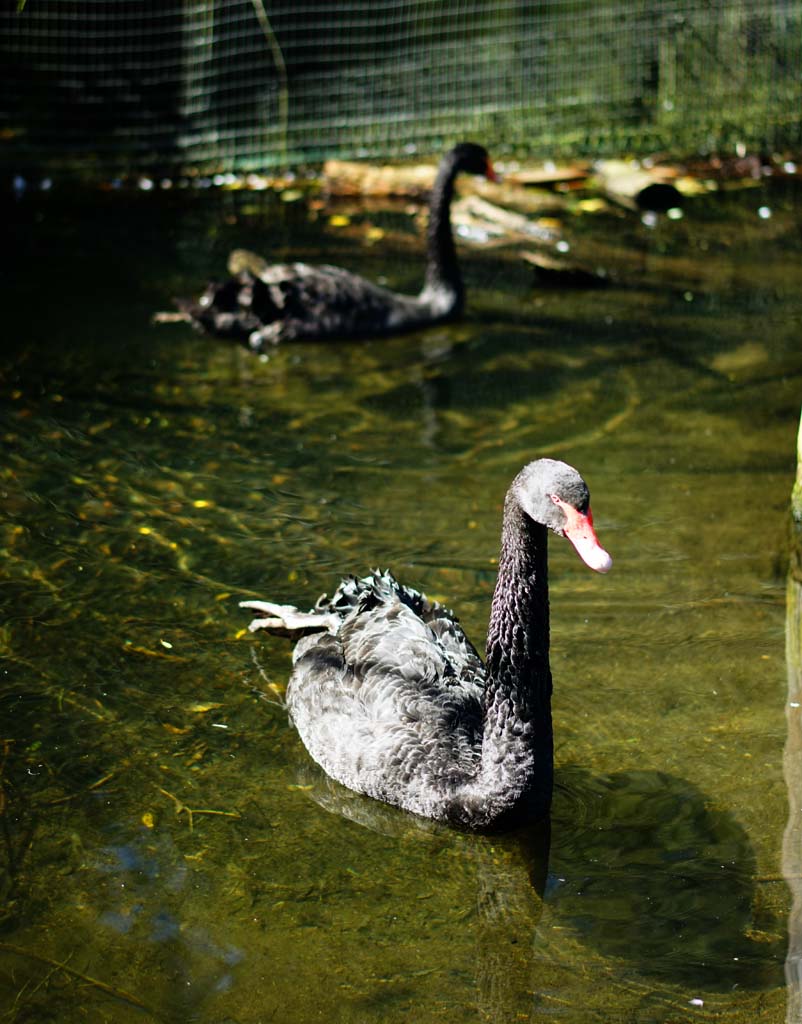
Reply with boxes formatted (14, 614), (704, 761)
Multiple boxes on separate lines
(2, 0), (801, 180)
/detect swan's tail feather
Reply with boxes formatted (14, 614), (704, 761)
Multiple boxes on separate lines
(240, 600), (339, 636)
(171, 288), (258, 341)
(152, 309), (192, 324)
(165, 271), (282, 343)
(227, 249), (270, 278)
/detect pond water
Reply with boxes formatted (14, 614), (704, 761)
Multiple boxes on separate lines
(2, 175), (802, 1023)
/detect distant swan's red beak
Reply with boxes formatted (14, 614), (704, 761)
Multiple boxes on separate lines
(485, 158), (498, 183)
(552, 499), (612, 574)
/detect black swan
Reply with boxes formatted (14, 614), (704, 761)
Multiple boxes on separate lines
(167, 143), (495, 349)
(241, 458), (612, 831)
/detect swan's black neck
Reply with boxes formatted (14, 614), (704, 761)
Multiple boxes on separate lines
(465, 494), (552, 827)
(486, 494), (551, 722)
(421, 152), (464, 313)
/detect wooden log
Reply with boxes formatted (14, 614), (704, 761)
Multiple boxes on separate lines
(323, 159), (437, 198)
(785, 407), (802, 1023)
(322, 159), (567, 213)
(793, 411), (802, 530)
(503, 164), (589, 188)
(453, 195), (558, 242)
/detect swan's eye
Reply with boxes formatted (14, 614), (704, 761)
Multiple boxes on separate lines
(552, 492), (590, 517)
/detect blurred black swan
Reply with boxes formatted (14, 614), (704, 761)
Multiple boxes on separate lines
(242, 459), (612, 830)
(164, 143), (495, 350)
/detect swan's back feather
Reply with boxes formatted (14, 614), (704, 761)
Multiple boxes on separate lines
(178, 261), (447, 346)
(285, 571), (486, 815)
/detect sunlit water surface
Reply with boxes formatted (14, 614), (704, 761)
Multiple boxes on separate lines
(2, 180), (802, 1022)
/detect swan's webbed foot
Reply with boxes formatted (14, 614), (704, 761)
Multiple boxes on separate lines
(240, 600), (339, 635)
(152, 310), (191, 324)
(248, 316), (315, 350)
(247, 329), (278, 352)
(247, 322), (294, 350)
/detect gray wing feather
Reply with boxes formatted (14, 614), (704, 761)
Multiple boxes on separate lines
(285, 571), (486, 807)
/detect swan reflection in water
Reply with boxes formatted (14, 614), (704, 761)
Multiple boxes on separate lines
(283, 759), (783, 1021)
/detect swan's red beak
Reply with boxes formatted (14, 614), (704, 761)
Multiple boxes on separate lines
(553, 498), (612, 574)
(485, 158), (498, 183)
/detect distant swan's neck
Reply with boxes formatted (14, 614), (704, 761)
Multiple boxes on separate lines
(420, 155), (463, 316)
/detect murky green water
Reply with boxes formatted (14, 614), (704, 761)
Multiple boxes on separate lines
(2, 179), (802, 1022)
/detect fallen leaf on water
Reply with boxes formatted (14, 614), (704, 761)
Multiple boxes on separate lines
(124, 644), (182, 659)
(162, 722), (191, 735)
(535, 216), (563, 231)
(710, 342), (768, 374)
(188, 702), (224, 713)
(575, 197), (607, 213)
(88, 419), (113, 435)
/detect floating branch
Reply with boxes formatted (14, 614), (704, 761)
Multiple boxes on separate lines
(158, 787), (241, 832)
(0, 942), (159, 1017)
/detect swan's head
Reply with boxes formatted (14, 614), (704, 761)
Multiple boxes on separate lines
(511, 458), (613, 574)
(451, 142), (497, 182)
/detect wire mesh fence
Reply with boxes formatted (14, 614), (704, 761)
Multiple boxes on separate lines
(2, 0), (801, 181)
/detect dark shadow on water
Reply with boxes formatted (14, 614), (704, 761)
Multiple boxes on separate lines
(549, 766), (785, 992)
